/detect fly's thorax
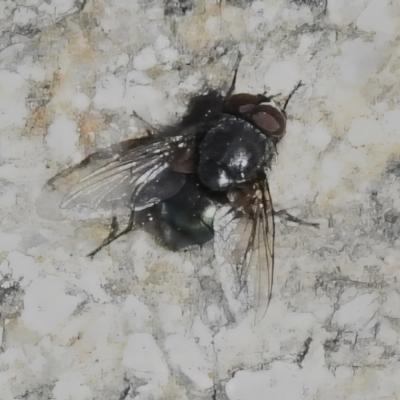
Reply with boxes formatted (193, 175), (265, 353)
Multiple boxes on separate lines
(198, 116), (267, 191)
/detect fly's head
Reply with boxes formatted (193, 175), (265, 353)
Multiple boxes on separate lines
(224, 93), (287, 141)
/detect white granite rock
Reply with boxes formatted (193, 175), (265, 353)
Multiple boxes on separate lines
(1, 0), (400, 399)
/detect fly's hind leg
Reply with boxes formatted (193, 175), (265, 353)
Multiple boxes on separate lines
(87, 211), (135, 259)
(275, 210), (319, 228)
(88, 184), (146, 258)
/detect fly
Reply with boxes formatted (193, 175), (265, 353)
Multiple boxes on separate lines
(46, 57), (308, 321)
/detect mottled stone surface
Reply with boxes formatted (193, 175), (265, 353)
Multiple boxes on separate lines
(1, 0), (400, 399)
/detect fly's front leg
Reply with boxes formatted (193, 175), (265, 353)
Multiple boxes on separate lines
(275, 210), (319, 228)
(87, 211), (135, 259)
(224, 52), (242, 103)
(283, 81), (304, 111)
(130, 110), (156, 136)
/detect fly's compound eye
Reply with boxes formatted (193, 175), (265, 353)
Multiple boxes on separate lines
(224, 93), (269, 115)
(249, 104), (286, 138)
(224, 93), (286, 139)
(252, 110), (280, 133)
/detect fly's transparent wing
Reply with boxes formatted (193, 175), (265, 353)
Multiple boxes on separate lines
(47, 135), (196, 212)
(216, 179), (274, 322)
(254, 179), (275, 321)
(61, 143), (167, 210)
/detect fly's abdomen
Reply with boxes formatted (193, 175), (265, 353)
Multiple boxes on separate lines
(157, 176), (218, 250)
(160, 202), (215, 250)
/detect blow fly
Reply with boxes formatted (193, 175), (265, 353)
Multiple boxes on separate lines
(46, 61), (304, 320)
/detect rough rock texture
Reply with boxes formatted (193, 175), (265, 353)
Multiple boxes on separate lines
(1, 0), (400, 399)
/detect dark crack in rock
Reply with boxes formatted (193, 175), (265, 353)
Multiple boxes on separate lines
(387, 161), (400, 177)
(16, 384), (55, 400)
(164, 0), (195, 16)
(0, 0), (88, 52)
(226, 0), (255, 9)
(0, 273), (24, 323)
(296, 337), (313, 368)
(292, 0), (327, 14)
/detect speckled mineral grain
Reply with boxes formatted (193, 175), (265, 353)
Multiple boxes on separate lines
(1, 0), (400, 399)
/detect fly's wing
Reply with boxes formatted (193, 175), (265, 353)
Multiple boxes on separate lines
(254, 179), (275, 321)
(46, 138), (144, 200)
(216, 179), (274, 323)
(47, 135), (197, 213)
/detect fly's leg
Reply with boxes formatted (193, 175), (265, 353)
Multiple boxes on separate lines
(88, 183), (146, 258)
(130, 109), (156, 135)
(283, 81), (304, 111)
(87, 211), (135, 258)
(224, 52), (242, 103)
(275, 210), (319, 228)
(263, 81), (303, 110)
(262, 91), (281, 100)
